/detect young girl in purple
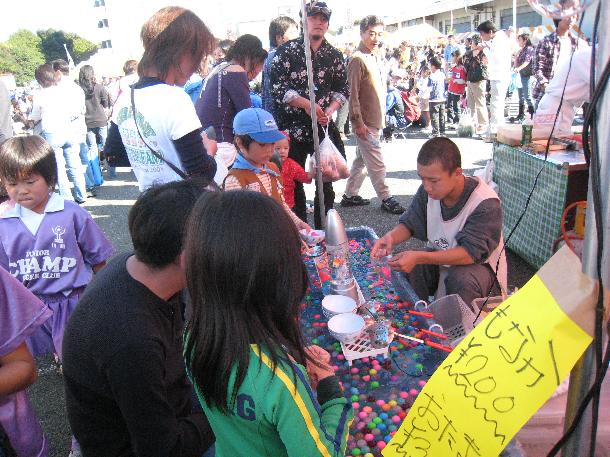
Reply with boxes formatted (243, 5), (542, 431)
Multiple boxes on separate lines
(0, 267), (52, 457)
(0, 136), (114, 359)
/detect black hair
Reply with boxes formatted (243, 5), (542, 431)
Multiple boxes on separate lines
(0, 135), (57, 188)
(269, 16), (298, 48)
(471, 34), (482, 46)
(476, 20), (496, 34)
(553, 19), (561, 28)
(518, 33), (532, 47)
(392, 48), (401, 60)
(78, 65), (96, 95)
(51, 59), (70, 75)
(359, 15), (384, 34)
(429, 56), (442, 70)
(234, 134), (254, 150)
(128, 180), (206, 268)
(35, 64), (57, 88)
(123, 59), (138, 75)
(218, 39), (235, 54)
(184, 191), (308, 411)
(451, 49), (463, 65)
(417, 137), (462, 172)
(225, 34), (268, 69)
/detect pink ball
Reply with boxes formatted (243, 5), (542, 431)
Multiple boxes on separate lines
(399, 391), (409, 399)
(376, 399), (385, 407)
(358, 411), (368, 419)
(351, 367), (359, 374)
(364, 433), (374, 441)
(409, 389), (419, 396)
(363, 406), (373, 413)
(390, 375), (399, 382)
(356, 421), (366, 430)
(337, 354), (345, 360)
(377, 441), (387, 450)
(352, 402), (360, 409)
(392, 415), (401, 423)
(418, 380), (426, 387)
(362, 357), (370, 363)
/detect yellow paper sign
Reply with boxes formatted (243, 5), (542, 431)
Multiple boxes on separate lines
(383, 274), (592, 457)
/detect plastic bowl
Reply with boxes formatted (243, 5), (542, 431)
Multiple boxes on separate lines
(322, 295), (357, 319)
(328, 313), (365, 343)
(299, 229), (326, 246)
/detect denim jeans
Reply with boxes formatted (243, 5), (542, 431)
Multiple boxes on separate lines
(79, 142), (96, 190)
(42, 132), (87, 202)
(518, 75), (534, 112)
(86, 126), (114, 178)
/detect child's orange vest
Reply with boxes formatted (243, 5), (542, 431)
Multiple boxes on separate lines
(223, 162), (283, 205)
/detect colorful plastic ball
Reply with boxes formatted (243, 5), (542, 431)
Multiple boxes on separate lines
(377, 441), (387, 450)
(385, 435), (393, 442)
(352, 449), (361, 456)
(357, 439), (367, 448)
(379, 412), (389, 420)
(375, 399), (385, 407)
(352, 402), (360, 410)
(364, 433), (374, 442)
(370, 381), (380, 389)
(367, 422), (376, 429)
(399, 391), (409, 399)
(418, 380), (427, 387)
(364, 453), (375, 457)
(377, 423), (387, 431)
(369, 369), (377, 375)
(409, 389), (419, 396)
(363, 406), (373, 413)
(373, 417), (382, 425)
(358, 411), (368, 419)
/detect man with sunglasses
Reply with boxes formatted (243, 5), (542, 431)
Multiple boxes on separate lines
(269, 1), (349, 229)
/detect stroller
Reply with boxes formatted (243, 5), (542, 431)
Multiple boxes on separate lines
(384, 88), (410, 141)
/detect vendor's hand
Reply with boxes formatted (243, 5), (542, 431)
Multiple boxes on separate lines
(371, 233), (394, 259)
(354, 124), (368, 140)
(202, 133), (217, 157)
(305, 345), (335, 389)
(388, 251), (422, 273)
(296, 219), (312, 233)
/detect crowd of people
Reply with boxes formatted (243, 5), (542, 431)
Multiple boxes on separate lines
(0, 2), (586, 456)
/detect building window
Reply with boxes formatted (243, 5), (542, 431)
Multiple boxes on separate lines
(386, 24), (398, 32)
(97, 19), (109, 28)
(500, 5), (542, 29)
(94, 0), (105, 6)
(401, 21), (408, 28)
(101, 40), (112, 49)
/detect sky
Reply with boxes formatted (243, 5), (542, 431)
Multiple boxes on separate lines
(0, 0), (396, 43)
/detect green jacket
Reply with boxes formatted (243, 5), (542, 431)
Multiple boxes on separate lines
(194, 345), (353, 457)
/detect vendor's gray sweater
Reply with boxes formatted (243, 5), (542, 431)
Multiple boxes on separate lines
(399, 177), (503, 263)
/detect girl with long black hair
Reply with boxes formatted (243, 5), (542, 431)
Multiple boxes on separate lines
(184, 191), (352, 457)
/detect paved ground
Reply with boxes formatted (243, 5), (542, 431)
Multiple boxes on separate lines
(28, 129), (536, 456)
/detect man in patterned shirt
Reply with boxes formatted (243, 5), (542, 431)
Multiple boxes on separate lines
(269, 1), (349, 229)
(532, 16), (578, 104)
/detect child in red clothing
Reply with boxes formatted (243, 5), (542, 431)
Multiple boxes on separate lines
(447, 50), (467, 126)
(276, 132), (314, 210)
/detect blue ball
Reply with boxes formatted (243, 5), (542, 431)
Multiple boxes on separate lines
(379, 412), (388, 420)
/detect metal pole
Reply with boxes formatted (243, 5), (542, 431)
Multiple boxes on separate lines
(562, 1), (610, 455)
(300, 0), (326, 228)
(513, 0), (517, 31)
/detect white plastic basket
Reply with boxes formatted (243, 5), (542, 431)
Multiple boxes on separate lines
(416, 294), (477, 347)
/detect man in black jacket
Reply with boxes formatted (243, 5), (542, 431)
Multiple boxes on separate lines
(63, 180), (214, 457)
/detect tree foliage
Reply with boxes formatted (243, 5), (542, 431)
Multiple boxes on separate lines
(37, 29), (99, 65)
(0, 28), (99, 85)
(2, 30), (45, 85)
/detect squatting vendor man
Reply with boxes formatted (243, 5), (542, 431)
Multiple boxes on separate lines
(371, 137), (507, 307)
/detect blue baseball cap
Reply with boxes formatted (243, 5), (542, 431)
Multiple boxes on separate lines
(233, 108), (286, 144)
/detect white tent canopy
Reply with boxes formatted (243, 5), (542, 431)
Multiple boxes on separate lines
(387, 23), (446, 46)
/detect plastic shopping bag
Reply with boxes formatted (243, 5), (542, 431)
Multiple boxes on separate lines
(457, 108), (474, 137)
(310, 127), (350, 182)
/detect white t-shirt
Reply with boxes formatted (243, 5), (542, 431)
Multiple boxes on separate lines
(57, 78), (87, 140)
(557, 35), (573, 69)
(112, 83), (201, 191)
(483, 32), (512, 82)
(29, 86), (72, 138)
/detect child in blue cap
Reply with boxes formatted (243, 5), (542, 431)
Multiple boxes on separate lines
(223, 108), (311, 231)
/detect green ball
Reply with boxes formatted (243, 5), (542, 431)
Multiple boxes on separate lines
(312, 338), (319, 345)
(373, 417), (382, 424)
(351, 395), (359, 402)
(371, 381), (380, 389)
(367, 422), (377, 429)
(352, 449), (362, 456)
